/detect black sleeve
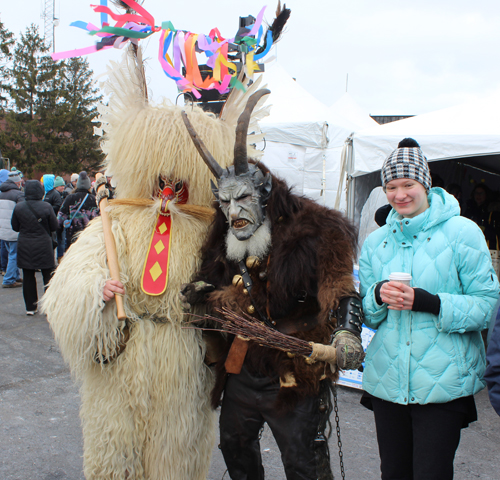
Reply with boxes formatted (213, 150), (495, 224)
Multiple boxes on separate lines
(48, 207), (58, 232)
(11, 208), (20, 232)
(412, 288), (441, 315)
(59, 195), (70, 217)
(375, 280), (389, 305)
(53, 192), (62, 214)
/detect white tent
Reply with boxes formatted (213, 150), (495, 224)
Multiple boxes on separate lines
(329, 93), (379, 131)
(344, 92), (500, 223)
(258, 64), (374, 208)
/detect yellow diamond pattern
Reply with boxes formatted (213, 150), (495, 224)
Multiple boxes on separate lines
(159, 223), (168, 234)
(154, 240), (165, 254)
(149, 261), (162, 282)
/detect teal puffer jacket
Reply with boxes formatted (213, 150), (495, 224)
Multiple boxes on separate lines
(359, 188), (499, 405)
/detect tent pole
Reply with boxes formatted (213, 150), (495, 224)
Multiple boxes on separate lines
(322, 152), (326, 206)
(334, 135), (351, 211)
(346, 136), (355, 221)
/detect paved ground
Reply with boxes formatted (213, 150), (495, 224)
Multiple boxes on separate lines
(1, 273), (500, 479)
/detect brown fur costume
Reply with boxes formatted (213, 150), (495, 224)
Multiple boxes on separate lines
(194, 163), (358, 411)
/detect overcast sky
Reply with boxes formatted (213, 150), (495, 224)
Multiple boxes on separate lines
(2, 0), (500, 115)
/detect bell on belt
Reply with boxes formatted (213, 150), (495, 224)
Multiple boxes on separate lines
(232, 275), (243, 288)
(246, 256), (261, 269)
(247, 305), (255, 314)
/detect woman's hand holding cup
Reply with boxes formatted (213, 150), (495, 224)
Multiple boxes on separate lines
(381, 273), (414, 310)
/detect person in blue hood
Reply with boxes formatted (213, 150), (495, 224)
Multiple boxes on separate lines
(359, 138), (499, 480)
(42, 174), (62, 215)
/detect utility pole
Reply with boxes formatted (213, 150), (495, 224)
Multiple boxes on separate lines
(41, 0), (59, 52)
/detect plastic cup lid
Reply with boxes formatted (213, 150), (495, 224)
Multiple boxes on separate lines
(388, 272), (412, 280)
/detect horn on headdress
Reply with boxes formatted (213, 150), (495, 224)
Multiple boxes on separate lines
(234, 89), (270, 176)
(181, 111), (224, 179)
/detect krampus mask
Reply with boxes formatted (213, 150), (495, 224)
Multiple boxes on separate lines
(182, 89), (272, 241)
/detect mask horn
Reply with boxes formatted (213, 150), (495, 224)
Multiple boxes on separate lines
(181, 111), (223, 179)
(234, 89), (271, 176)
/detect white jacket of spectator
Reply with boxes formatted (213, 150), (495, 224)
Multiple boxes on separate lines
(0, 179), (25, 241)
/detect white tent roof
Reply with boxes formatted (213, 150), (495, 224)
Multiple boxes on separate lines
(351, 92), (500, 177)
(259, 63), (359, 148)
(329, 93), (379, 131)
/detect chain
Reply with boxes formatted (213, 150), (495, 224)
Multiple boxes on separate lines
(333, 385), (346, 480)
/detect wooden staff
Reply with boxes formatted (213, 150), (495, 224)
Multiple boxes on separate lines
(96, 177), (126, 320)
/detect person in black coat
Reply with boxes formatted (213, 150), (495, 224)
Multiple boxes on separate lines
(11, 180), (58, 315)
(42, 174), (63, 215)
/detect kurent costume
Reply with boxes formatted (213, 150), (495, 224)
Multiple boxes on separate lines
(181, 91), (365, 480)
(40, 47), (258, 479)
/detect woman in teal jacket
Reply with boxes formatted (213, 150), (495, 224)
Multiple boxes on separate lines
(359, 138), (499, 480)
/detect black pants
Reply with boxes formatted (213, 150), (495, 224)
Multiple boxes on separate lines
(371, 397), (465, 480)
(219, 366), (333, 480)
(22, 268), (54, 312)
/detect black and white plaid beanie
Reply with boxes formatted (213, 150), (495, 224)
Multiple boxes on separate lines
(381, 138), (431, 191)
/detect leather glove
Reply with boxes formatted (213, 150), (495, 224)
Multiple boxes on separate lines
(179, 281), (215, 311)
(332, 331), (365, 371)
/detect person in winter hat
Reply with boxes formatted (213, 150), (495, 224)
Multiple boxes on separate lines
(0, 172), (24, 287)
(63, 174), (78, 198)
(381, 137), (432, 192)
(53, 177), (67, 261)
(359, 138), (500, 479)
(58, 172), (98, 247)
(76, 171), (91, 191)
(8, 172), (22, 184)
(54, 176), (65, 191)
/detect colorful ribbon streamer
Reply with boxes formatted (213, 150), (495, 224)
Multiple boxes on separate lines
(52, 3), (275, 96)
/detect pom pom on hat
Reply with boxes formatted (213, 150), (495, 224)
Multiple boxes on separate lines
(397, 138), (420, 148)
(76, 171), (91, 190)
(381, 138), (432, 191)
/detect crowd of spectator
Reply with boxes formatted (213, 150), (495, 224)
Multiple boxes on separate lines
(0, 167), (111, 314)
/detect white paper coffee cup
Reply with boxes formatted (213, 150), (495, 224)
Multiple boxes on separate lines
(388, 272), (412, 286)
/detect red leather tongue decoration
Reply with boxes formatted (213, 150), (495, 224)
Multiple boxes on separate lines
(141, 181), (188, 296)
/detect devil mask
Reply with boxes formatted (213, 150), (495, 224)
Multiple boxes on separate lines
(182, 89), (272, 241)
(213, 164), (271, 240)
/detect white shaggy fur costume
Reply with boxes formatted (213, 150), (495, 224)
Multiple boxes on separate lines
(41, 48), (267, 479)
